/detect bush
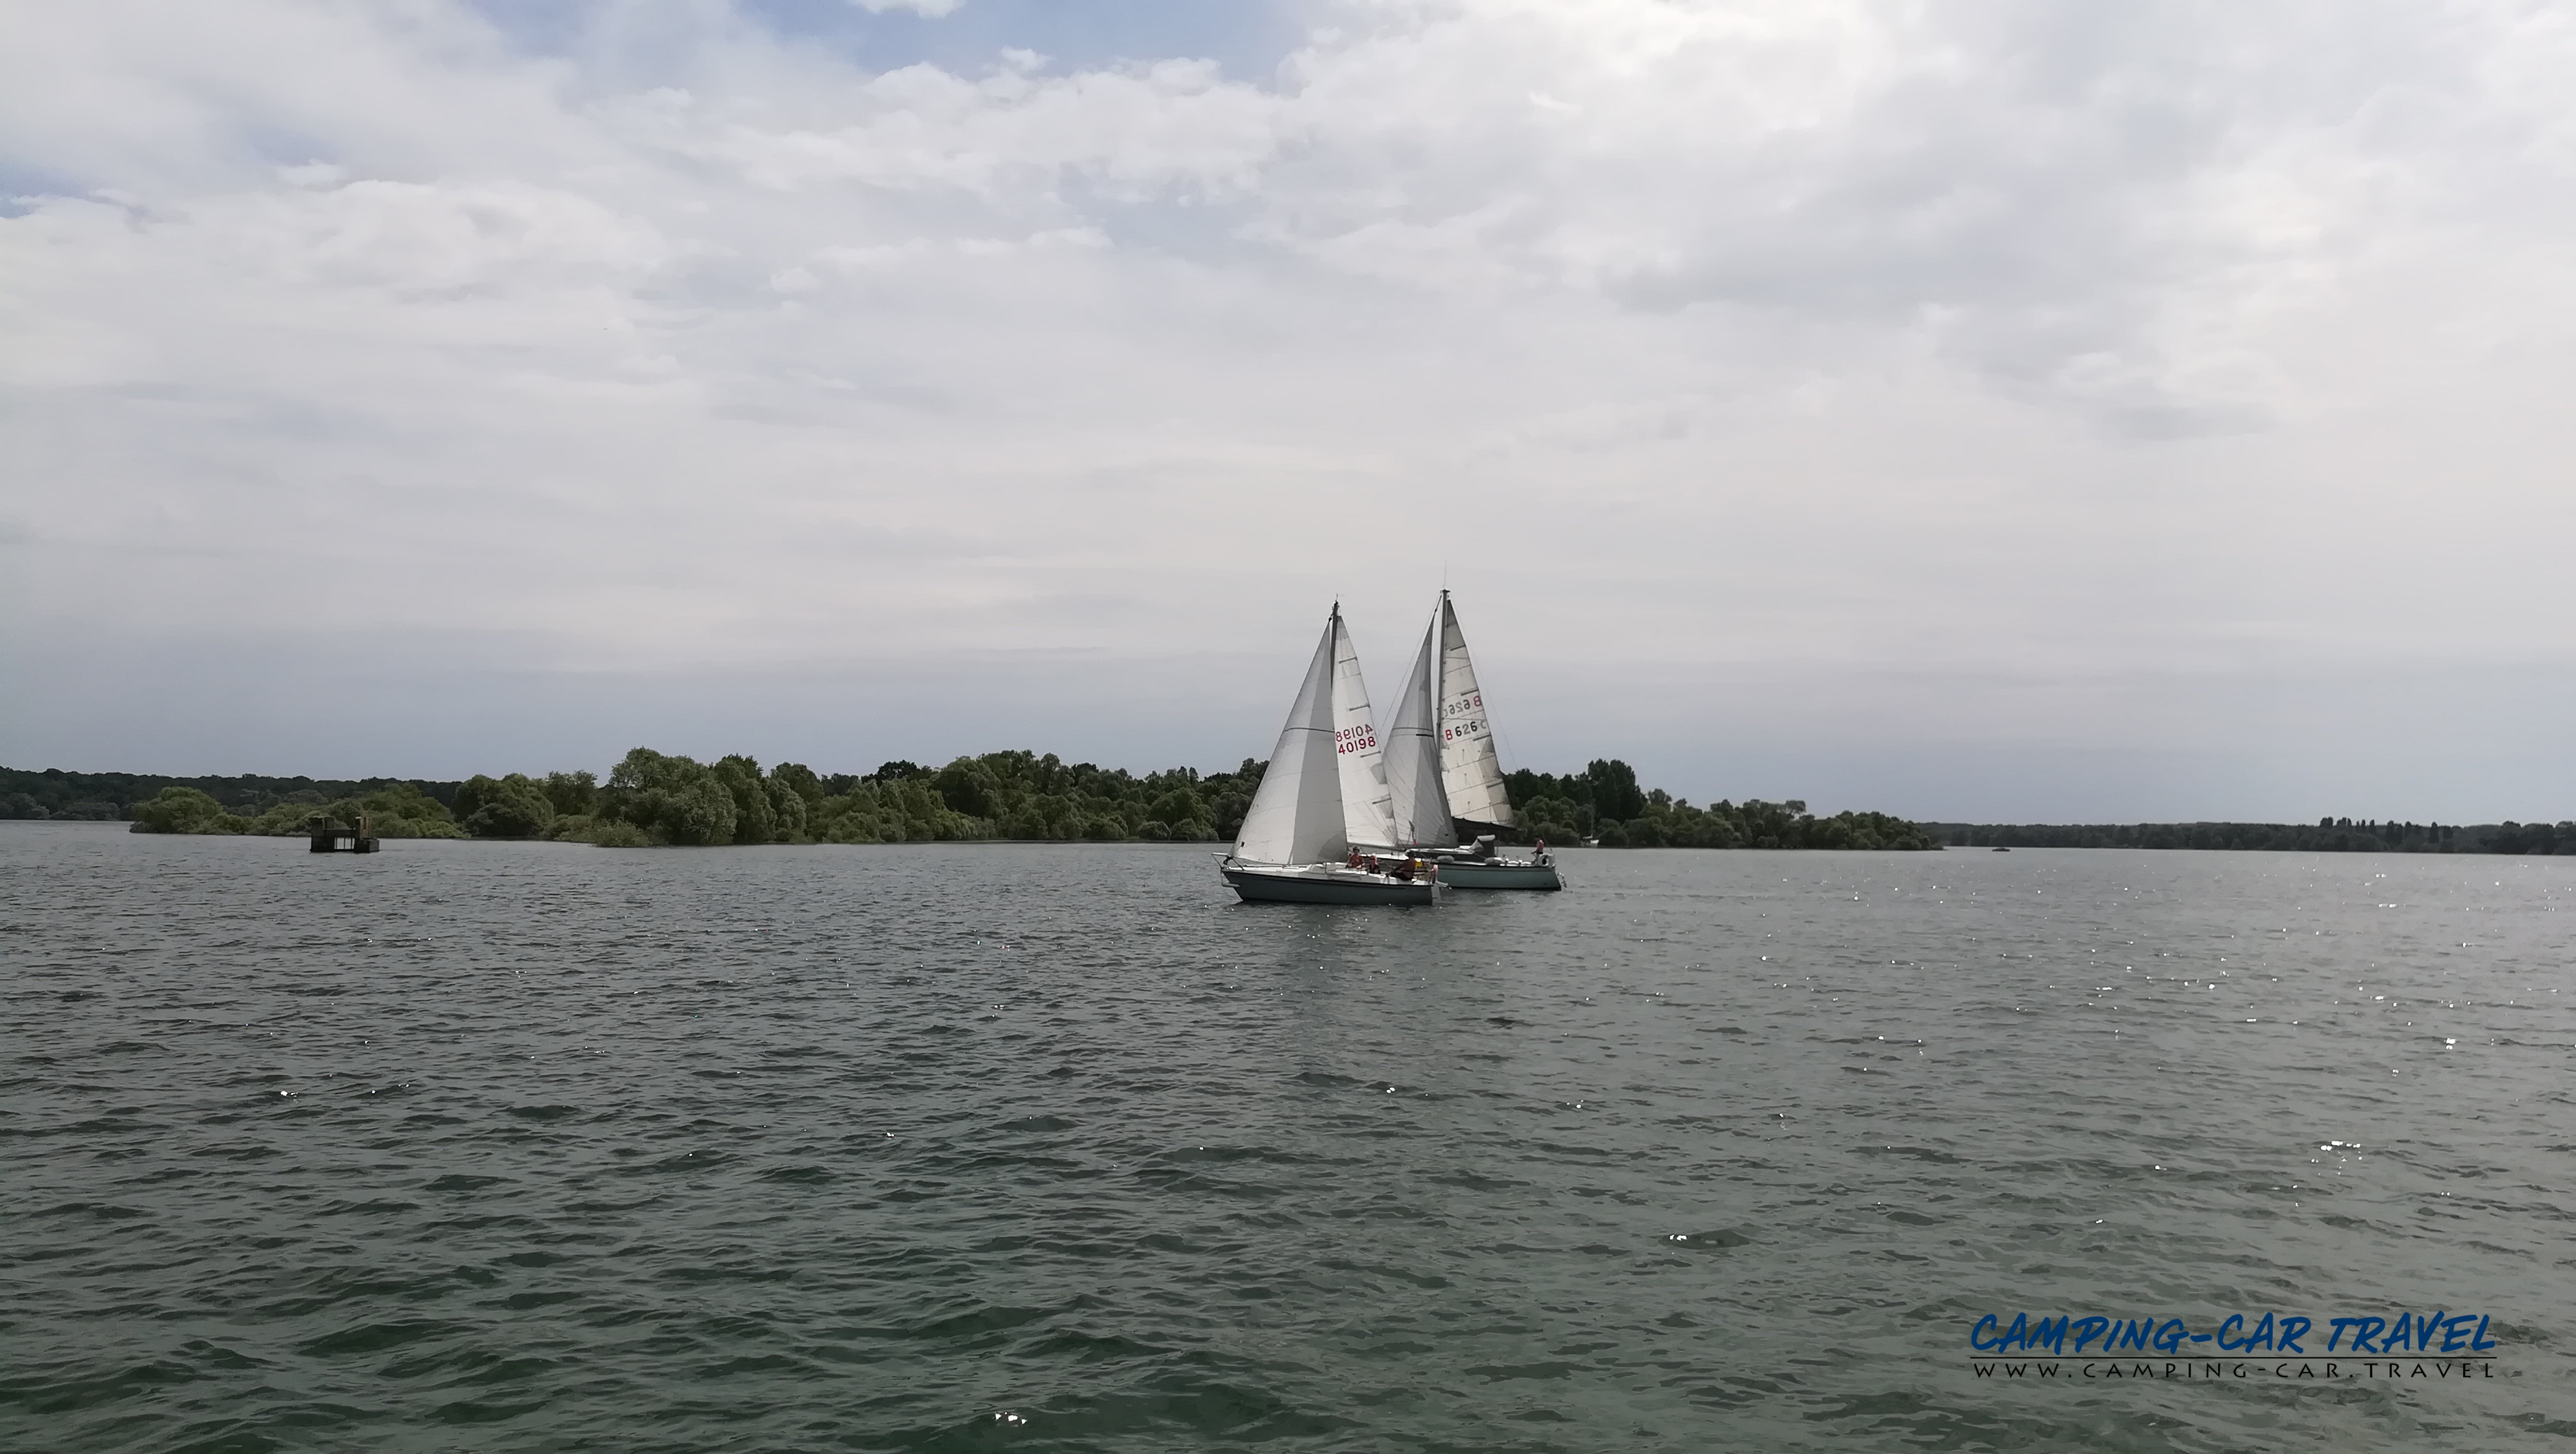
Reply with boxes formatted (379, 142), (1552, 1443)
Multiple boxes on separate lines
(713, 755), (778, 844)
(599, 748), (737, 846)
(458, 773), (558, 839)
(130, 787), (243, 834)
(541, 770), (597, 816)
(345, 783), (465, 839)
(771, 763), (824, 806)
(766, 776), (809, 842)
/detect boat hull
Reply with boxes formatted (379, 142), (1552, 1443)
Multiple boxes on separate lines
(1435, 858), (1564, 891)
(1221, 863), (1440, 906)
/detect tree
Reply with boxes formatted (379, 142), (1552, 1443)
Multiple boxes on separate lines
(458, 773), (557, 839)
(130, 787), (242, 834)
(95, 744), (1955, 852)
(934, 758), (1006, 819)
(343, 783), (465, 837)
(543, 770), (597, 815)
(766, 776), (809, 841)
(713, 755), (779, 844)
(601, 748), (737, 846)
(771, 762), (824, 805)
(1585, 759), (1646, 822)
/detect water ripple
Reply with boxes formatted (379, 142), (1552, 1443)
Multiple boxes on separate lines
(5, 824), (2574, 1449)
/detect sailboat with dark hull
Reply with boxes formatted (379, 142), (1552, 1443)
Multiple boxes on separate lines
(1380, 592), (1563, 891)
(1219, 606), (1440, 906)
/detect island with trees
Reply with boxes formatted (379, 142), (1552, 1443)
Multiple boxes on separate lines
(9, 753), (1938, 850)
(14, 758), (2561, 854)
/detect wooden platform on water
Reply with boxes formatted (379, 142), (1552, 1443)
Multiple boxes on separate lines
(308, 814), (380, 853)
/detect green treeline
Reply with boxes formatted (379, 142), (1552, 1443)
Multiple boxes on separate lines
(3, 768), (464, 824)
(541, 750), (1267, 847)
(1934, 818), (2576, 855)
(1504, 760), (1940, 850)
(96, 751), (1265, 847)
(130, 782), (468, 839)
(23, 754), (1942, 851)
(19, 760), (2567, 856)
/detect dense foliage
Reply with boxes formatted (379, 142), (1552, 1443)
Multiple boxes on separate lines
(92, 752), (1265, 848)
(68, 751), (1944, 851)
(575, 749), (1271, 847)
(1503, 761), (1940, 850)
(125, 783), (464, 839)
(452, 771), (599, 839)
(51, 758), (2566, 857)
(3, 767), (460, 822)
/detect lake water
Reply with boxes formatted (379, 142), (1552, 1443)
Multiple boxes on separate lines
(5, 821), (2573, 1452)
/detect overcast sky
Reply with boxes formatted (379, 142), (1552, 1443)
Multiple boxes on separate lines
(5, 0), (2571, 821)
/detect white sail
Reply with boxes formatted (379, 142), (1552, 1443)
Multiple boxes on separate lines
(1330, 607), (1400, 851)
(1437, 591), (1518, 829)
(1383, 605), (1455, 848)
(1232, 614), (1348, 866)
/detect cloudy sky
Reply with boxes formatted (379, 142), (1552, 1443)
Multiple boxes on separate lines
(4, 0), (2571, 821)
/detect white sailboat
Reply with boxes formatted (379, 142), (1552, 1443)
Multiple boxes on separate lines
(1220, 605), (1440, 906)
(1383, 609), (1452, 852)
(1415, 591), (1563, 890)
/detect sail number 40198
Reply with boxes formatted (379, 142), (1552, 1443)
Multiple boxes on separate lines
(1336, 724), (1378, 754)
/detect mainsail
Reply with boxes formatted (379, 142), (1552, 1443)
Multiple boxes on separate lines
(1436, 591), (1518, 830)
(1330, 607), (1400, 850)
(1232, 613), (1348, 866)
(1383, 605), (1455, 848)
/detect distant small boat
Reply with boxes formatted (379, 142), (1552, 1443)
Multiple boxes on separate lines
(1220, 605), (1440, 906)
(1992, 846), (2011, 852)
(1381, 591), (1561, 891)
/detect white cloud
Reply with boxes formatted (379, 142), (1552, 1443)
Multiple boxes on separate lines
(619, 56), (1280, 199)
(853, 0), (966, 16)
(3, 0), (2573, 815)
